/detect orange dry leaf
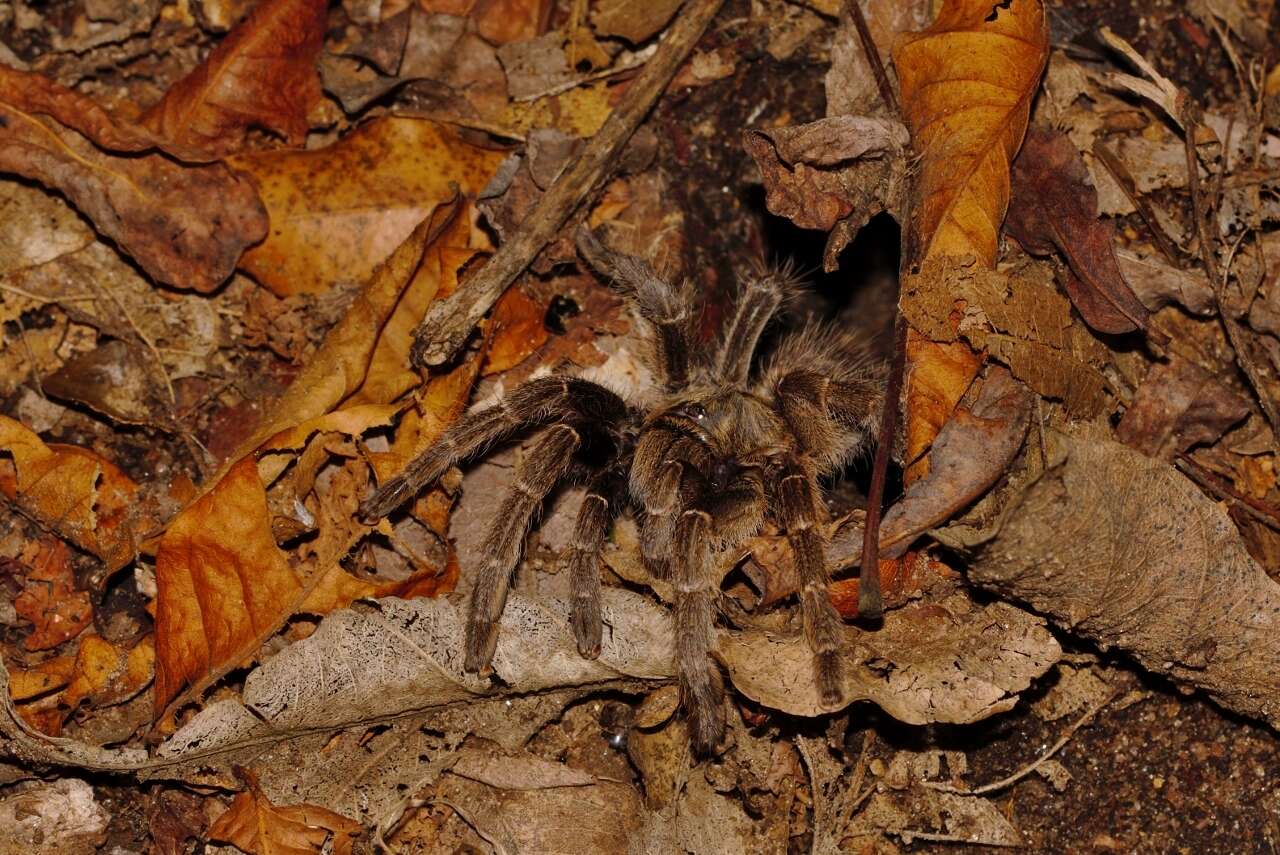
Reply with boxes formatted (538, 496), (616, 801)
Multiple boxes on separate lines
(231, 118), (505, 297)
(14, 539), (92, 651)
(483, 285), (549, 376)
(420, 0), (551, 44)
(209, 768), (361, 855)
(893, 0), (1048, 478)
(142, 0), (326, 157)
(154, 457), (302, 715)
(10, 633), (155, 735)
(0, 416), (151, 573)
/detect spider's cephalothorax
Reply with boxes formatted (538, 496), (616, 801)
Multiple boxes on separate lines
(360, 227), (887, 752)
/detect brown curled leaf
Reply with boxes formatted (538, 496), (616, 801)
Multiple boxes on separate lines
(141, 0), (327, 157)
(1115, 355), (1250, 460)
(208, 767), (361, 855)
(1007, 126), (1151, 335)
(879, 368), (1034, 558)
(0, 101), (267, 291)
(952, 431), (1280, 732)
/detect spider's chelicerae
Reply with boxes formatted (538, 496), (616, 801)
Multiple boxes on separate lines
(361, 227), (888, 751)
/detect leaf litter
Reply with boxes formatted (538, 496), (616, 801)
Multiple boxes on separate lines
(1, 0), (1280, 851)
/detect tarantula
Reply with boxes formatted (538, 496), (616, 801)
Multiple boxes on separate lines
(360, 227), (887, 751)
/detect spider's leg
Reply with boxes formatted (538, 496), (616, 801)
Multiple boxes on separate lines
(672, 467), (765, 753)
(711, 263), (792, 385)
(575, 226), (695, 390)
(465, 423), (581, 674)
(774, 456), (845, 708)
(632, 427), (711, 574)
(775, 370), (884, 463)
(361, 376), (626, 519)
(567, 466), (628, 659)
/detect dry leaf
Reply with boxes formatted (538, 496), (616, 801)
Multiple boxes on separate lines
(0, 99), (267, 291)
(743, 117), (908, 268)
(879, 368), (1033, 559)
(230, 118), (503, 297)
(483, 285), (549, 375)
(12, 539), (91, 652)
(1115, 356), (1250, 459)
(721, 595), (1058, 724)
(895, 0), (1048, 266)
(0, 416), (150, 573)
(1007, 126), (1150, 334)
(895, 0), (1048, 477)
(141, 0), (326, 156)
(1116, 247), (1215, 316)
(209, 767), (361, 855)
(153, 456), (302, 716)
(950, 431), (1280, 731)
(321, 9), (508, 118)
(589, 0), (682, 43)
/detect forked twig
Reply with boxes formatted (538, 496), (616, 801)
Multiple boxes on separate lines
(409, 0), (727, 369)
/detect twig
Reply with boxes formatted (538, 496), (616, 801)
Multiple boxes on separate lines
(513, 45), (656, 103)
(894, 830), (1020, 847)
(859, 313), (906, 618)
(1090, 141), (1185, 269)
(927, 691), (1116, 796)
(1182, 110), (1280, 439)
(409, 0), (727, 369)
(1175, 453), (1280, 533)
(843, 0), (898, 113)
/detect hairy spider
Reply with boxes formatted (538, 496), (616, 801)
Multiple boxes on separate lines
(360, 227), (887, 751)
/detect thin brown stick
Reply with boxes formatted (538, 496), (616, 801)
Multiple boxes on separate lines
(927, 690), (1117, 796)
(409, 0), (727, 369)
(858, 314), (906, 618)
(1091, 141), (1185, 269)
(843, 0), (898, 113)
(1175, 453), (1280, 533)
(1182, 111), (1280, 438)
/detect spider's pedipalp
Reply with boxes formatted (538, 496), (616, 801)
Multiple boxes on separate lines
(465, 423), (582, 674)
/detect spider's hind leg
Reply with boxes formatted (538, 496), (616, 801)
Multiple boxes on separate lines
(566, 466), (629, 659)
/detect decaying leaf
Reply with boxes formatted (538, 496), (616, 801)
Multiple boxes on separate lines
(436, 775), (644, 853)
(230, 118), (503, 297)
(159, 585), (1057, 758)
(900, 257), (1112, 417)
(589, 0), (682, 43)
(0, 779), (109, 855)
(141, 0), (327, 156)
(848, 789), (1023, 847)
(1115, 247), (1216, 316)
(743, 117), (908, 268)
(894, 0), (1049, 476)
(208, 767), (361, 855)
(0, 416), (151, 573)
(721, 595), (1059, 724)
(1115, 355), (1250, 459)
(13, 538), (92, 652)
(1007, 126), (1150, 334)
(951, 431), (1280, 731)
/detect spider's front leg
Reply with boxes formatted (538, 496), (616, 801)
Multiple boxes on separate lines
(465, 423), (581, 673)
(666, 464), (765, 752)
(772, 457), (845, 707)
